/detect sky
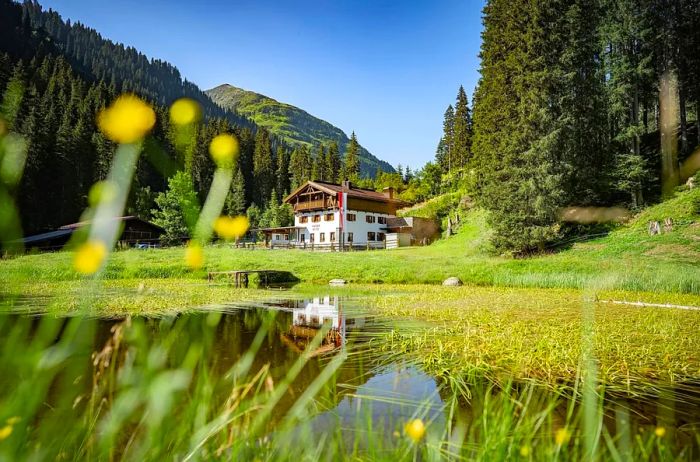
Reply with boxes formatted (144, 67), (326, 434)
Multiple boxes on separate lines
(39, 0), (485, 170)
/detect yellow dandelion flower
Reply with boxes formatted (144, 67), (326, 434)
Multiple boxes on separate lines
(185, 241), (204, 269)
(404, 418), (425, 442)
(88, 181), (118, 206)
(209, 133), (239, 168)
(0, 425), (12, 441)
(97, 94), (155, 144)
(74, 240), (108, 275)
(655, 427), (666, 437)
(170, 98), (201, 126)
(214, 215), (250, 240)
(520, 445), (531, 457)
(555, 428), (571, 446)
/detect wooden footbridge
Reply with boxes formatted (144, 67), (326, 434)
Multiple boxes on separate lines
(207, 270), (296, 288)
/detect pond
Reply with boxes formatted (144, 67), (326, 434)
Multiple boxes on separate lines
(0, 294), (699, 459)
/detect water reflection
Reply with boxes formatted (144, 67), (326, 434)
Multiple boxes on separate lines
(279, 296), (365, 357)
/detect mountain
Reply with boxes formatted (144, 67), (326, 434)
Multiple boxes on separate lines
(206, 84), (395, 176)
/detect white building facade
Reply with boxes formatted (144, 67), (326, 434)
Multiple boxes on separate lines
(270, 180), (407, 249)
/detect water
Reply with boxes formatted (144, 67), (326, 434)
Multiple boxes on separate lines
(1, 294), (700, 457)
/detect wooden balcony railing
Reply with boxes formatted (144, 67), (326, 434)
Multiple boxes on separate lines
(294, 199), (326, 211)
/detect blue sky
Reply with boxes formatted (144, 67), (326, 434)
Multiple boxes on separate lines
(39, 0), (485, 170)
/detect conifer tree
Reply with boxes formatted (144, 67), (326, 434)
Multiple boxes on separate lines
(452, 86), (472, 169)
(225, 166), (247, 215)
(343, 131), (361, 182)
(253, 128), (273, 204)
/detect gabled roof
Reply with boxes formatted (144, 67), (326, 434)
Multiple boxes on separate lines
(58, 216), (164, 232)
(284, 180), (407, 206)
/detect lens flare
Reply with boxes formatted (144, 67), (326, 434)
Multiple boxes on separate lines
(98, 94), (156, 144)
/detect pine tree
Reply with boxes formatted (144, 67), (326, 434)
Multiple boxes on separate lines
(472, 0), (565, 253)
(253, 128), (273, 204)
(326, 141), (341, 183)
(275, 146), (289, 201)
(343, 131), (360, 182)
(437, 105), (454, 172)
(225, 166), (247, 215)
(452, 86), (472, 169)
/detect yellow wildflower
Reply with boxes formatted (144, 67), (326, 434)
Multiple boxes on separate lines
(74, 240), (108, 275)
(404, 418), (425, 442)
(214, 215), (249, 240)
(170, 98), (201, 125)
(655, 427), (666, 437)
(209, 134), (239, 168)
(97, 94), (155, 144)
(0, 425), (12, 441)
(185, 241), (204, 269)
(555, 428), (571, 446)
(520, 445), (531, 456)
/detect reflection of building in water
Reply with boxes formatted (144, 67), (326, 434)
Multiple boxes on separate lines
(281, 296), (365, 357)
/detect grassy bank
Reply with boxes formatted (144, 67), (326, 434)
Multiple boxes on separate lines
(3, 189), (699, 293)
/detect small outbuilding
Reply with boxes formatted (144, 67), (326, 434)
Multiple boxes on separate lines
(385, 216), (440, 247)
(20, 216), (163, 251)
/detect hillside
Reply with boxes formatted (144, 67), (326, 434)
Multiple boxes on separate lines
(206, 84), (394, 176)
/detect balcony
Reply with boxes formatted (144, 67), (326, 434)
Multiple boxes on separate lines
(294, 199), (326, 212)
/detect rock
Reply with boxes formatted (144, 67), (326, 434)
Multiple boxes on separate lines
(329, 279), (348, 287)
(687, 176), (696, 189)
(442, 277), (463, 287)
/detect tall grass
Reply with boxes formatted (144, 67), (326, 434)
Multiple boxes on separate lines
(0, 304), (697, 461)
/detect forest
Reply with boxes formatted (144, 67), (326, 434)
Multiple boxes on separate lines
(1, 0), (700, 253)
(0, 0), (370, 239)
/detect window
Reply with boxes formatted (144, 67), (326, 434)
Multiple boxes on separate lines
(319, 232), (326, 243)
(347, 232), (353, 242)
(330, 232), (336, 241)
(299, 216), (308, 223)
(366, 215), (376, 223)
(300, 234), (305, 243)
(310, 233), (315, 243)
(312, 215), (321, 223)
(347, 213), (356, 222)
(378, 232), (385, 241)
(324, 213), (334, 221)
(367, 232), (376, 241)
(378, 217), (386, 224)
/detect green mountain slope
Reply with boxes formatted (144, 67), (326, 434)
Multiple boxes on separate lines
(206, 84), (394, 176)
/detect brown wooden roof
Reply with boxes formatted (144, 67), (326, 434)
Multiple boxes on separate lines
(284, 181), (408, 206)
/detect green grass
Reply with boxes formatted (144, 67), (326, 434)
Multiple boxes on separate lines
(3, 188), (699, 294)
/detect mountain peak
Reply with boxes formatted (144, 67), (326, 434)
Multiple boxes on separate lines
(205, 85), (394, 176)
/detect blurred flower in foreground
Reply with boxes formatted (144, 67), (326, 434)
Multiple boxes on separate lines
(555, 428), (571, 446)
(98, 94), (155, 144)
(655, 427), (666, 437)
(185, 241), (204, 269)
(404, 418), (425, 442)
(88, 180), (118, 207)
(214, 215), (249, 240)
(0, 425), (11, 440)
(209, 133), (239, 168)
(520, 445), (531, 456)
(170, 98), (201, 126)
(74, 240), (107, 275)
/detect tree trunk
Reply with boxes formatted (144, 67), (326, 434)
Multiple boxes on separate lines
(680, 88), (688, 155)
